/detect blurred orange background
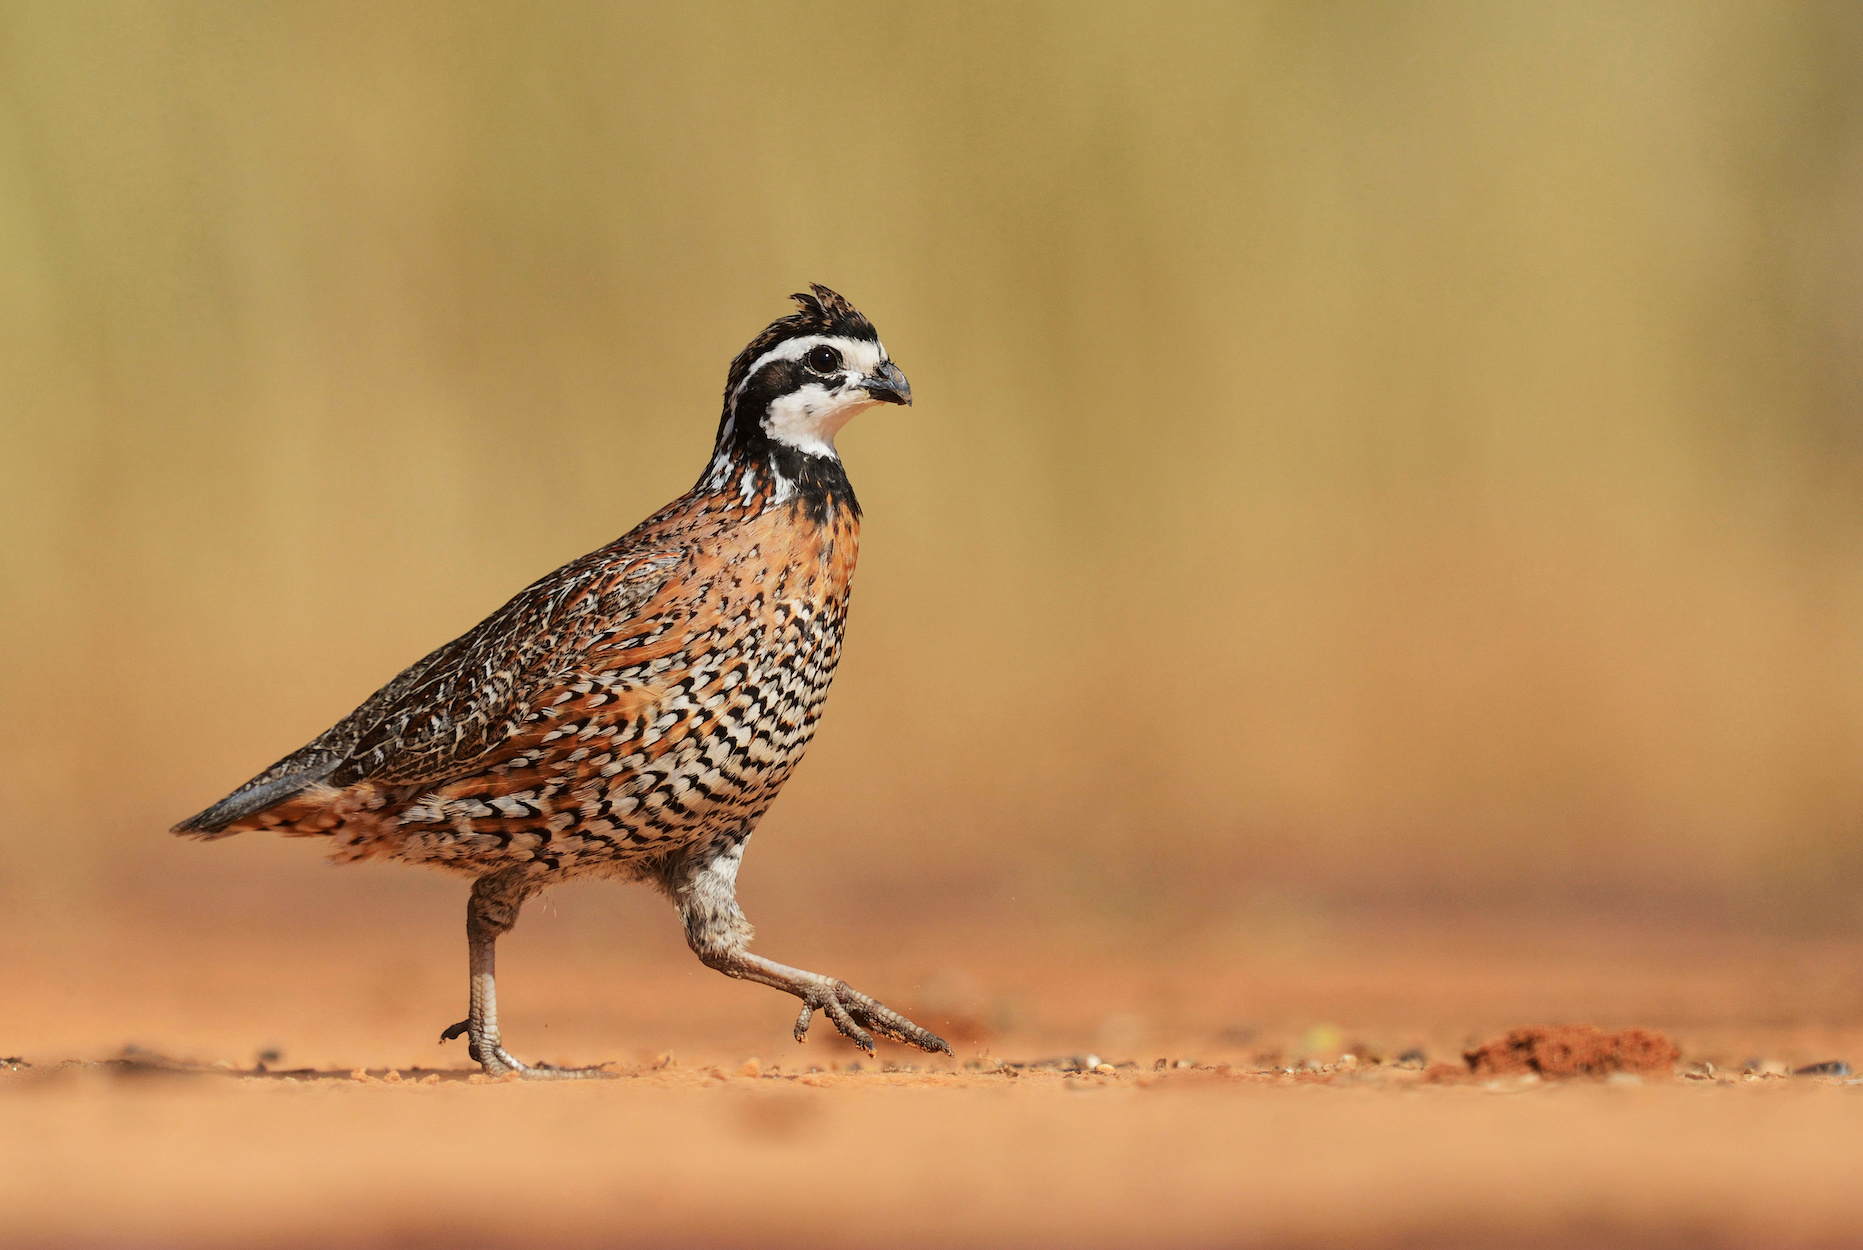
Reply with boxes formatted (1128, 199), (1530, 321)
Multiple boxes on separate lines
(6, 0), (1863, 983)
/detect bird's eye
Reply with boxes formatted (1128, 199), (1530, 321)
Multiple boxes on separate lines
(804, 345), (842, 374)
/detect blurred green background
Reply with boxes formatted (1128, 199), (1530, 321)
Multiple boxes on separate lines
(5, 0), (1863, 944)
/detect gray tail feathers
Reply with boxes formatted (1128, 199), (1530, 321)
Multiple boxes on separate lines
(170, 758), (342, 838)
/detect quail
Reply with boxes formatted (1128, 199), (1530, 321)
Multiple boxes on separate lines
(174, 286), (949, 1077)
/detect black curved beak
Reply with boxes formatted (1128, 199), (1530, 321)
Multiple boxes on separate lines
(862, 360), (913, 406)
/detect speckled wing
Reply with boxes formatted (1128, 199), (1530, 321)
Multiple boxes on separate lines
(174, 550), (681, 835)
(345, 551), (683, 786)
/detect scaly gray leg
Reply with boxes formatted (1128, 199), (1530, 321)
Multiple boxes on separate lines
(439, 869), (612, 1079)
(663, 839), (951, 1056)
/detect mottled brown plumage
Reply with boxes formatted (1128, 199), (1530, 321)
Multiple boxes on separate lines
(174, 286), (946, 1076)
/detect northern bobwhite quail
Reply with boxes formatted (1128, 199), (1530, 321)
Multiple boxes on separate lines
(173, 286), (949, 1077)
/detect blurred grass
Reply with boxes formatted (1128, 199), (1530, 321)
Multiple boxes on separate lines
(4, 1), (1863, 934)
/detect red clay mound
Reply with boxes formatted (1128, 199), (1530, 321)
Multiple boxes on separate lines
(1460, 1025), (1679, 1079)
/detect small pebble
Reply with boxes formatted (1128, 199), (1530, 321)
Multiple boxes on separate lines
(1094, 1063), (1116, 1075)
(1794, 1061), (1851, 1077)
(738, 1058), (762, 1079)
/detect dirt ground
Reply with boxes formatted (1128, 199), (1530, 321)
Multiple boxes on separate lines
(5, 896), (1863, 1249)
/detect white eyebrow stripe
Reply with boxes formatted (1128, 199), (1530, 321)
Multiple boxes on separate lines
(729, 335), (887, 410)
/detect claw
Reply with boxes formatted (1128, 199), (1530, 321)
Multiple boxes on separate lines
(474, 1043), (615, 1080)
(438, 1019), (613, 1078)
(824, 996), (875, 1053)
(787, 978), (947, 1056)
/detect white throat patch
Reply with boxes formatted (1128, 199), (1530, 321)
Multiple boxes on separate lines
(734, 334), (891, 460)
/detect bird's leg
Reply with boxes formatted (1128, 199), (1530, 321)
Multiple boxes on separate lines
(438, 869), (612, 1079)
(664, 839), (951, 1057)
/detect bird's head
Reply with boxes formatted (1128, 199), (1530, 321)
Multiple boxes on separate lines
(713, 284), (911, 462)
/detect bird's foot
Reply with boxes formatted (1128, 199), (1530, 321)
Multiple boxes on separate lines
(438, 1019), (615, 1080)
(791, 978), (951, 1056)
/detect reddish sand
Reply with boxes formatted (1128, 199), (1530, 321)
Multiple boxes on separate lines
(1455, 1024), (1682, 1080)
(4, 903), (1863, 1248)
